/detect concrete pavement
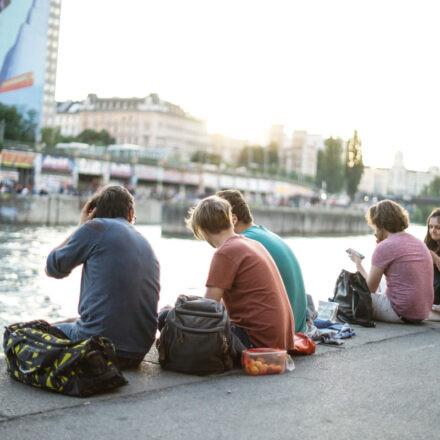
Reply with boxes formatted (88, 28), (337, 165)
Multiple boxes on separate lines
(1, 321), (439, 439)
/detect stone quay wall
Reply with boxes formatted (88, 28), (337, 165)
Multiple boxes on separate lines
(0, 195), (162, 226)
(161, 202), (370, 237)
(0, 196), (369, 235)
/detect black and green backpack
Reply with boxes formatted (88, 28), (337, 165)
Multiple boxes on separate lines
(3, 320), (127, 397)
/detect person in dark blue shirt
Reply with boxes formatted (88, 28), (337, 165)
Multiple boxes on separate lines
(46, 186), (160, 369)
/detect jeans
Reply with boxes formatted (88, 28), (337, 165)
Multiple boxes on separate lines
(54, 321), (143, 369)
(53, 322), (81, 340)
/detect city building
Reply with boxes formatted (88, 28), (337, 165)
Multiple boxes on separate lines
(281, 130), (324, 178)
(267, 124), (285, 149)
(78, 93), (210, 159)
(54, 100), (81, 137)
(0, 0), (62, 132)
(41, 0), (61, 128)
(358, 151), (439, 196)
(209, 133), (248, 165)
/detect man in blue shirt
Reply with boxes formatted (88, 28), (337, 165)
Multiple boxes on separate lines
(217, 190), (307, 333)
(46, 186), (160, 368)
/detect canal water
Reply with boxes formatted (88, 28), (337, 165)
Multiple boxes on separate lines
(0, 223), (427, 336)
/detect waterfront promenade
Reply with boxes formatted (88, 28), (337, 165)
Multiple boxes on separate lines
(1, 320), (439, 439)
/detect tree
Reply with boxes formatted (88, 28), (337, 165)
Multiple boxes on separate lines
(315, 137), (345, 193)
(190, 150), (222, 166)
(238, 145), (265, 170)
(41, 126), (64, 148)
(21, 109), (38, 142)
(316, 149), (326, 188)
(421, 177), (440, 197)
(76, 129), (115, 146)
(345, 130), (364, 200)
(267, 142), (279, 167)
(0, 104), (37, 142)
(0, 103), (25, 140)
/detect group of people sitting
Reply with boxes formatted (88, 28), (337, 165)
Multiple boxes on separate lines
(44, 185), (440, 369)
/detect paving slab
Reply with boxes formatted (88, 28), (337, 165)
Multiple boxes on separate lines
(1, 321), (439, 439)
(0, 351), (216, 420)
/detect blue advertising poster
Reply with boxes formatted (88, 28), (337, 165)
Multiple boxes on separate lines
(0, 0), (50, 130)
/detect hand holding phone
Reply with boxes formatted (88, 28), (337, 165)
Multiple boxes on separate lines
(345, 248), (365, 260)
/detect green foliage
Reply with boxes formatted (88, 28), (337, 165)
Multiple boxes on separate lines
(76, 129), (115, 146)
(41, 126), (64, 148)
(316, 137), (345, 193)
(345, 130), (364, 199)
(412, 205), (436, 225)
(267, 142), (279, 167)
(0, 103), (37, 142)
(21, 110), (38, 142)
(421, 177), (440, 197)
(190, 150), (222, 166)
(238, 145), (264, 169)
(238, 144), (278, 173)
(288, 170), (298, 180)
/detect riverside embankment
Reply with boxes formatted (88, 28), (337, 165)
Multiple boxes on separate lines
(0, 194), (370, 236)
(162, 202), (370, 236)
(0, 194), (162, 226)
(1, 320), (439, 439)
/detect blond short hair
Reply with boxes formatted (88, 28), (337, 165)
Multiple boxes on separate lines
(186, 196), (233, 240)
(366, 199), (409, 233)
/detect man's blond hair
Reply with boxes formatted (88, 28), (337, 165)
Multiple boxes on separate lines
(186, 196), (233, 240)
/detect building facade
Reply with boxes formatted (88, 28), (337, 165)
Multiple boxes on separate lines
(358, 152), (439, 196)
(54, 100), (81, 137)
(281, 130), (323, 178)
(209, 133), (248, 165)
(0, 0), (61, 132)
(41, 0), (61, 128)
(76, 93), (210, 159)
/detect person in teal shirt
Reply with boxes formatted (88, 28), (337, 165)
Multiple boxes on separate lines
(217, 190), (307, 332)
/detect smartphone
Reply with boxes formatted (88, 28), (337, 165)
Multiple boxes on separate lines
(346, 248), (365, 260)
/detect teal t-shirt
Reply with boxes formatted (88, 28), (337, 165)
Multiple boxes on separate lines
(242, 225), (307, 332)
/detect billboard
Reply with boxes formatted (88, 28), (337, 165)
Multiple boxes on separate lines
(0, 0), (50, 131)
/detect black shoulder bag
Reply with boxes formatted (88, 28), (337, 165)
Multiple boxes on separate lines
(332, 270), (376, 327)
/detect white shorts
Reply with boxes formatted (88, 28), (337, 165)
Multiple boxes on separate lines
(371, 293), (402, 323)
(371, 293), (424, 324)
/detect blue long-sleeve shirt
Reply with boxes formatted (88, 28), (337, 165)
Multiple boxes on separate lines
(46, 217), (160, 357)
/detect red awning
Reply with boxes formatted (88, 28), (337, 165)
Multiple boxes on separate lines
(0, 150), (35, 168)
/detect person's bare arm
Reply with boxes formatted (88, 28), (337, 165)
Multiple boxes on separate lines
(366, 265), (385, 293)
(347, 250), (384, 293)
(430, 250), (440, 271)
(347, 249), (368, 279)
(205, 286), (224, 302)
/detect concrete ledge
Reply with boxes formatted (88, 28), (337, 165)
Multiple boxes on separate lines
(1, 320), (439, 422)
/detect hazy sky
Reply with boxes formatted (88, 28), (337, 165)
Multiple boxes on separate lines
(56, 0), (440, 171)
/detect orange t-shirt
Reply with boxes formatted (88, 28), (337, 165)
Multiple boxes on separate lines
(206, 235), (295, 351)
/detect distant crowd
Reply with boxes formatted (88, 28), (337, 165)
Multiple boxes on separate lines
(0, 178), (330, 210)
